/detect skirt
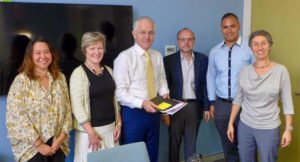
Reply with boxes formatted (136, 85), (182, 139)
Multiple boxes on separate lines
(73, 122), (119, 162)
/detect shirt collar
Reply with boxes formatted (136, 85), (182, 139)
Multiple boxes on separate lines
(34, 71), (53, 85)
(134, 43), (149, 56)
(221, 35), (242, 48)
(46, 72), (53, 83)
(180, 51), (195, 61)
(236, 36), (242, 46)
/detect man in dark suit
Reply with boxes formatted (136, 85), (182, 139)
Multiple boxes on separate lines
(163, 28), (210, 162)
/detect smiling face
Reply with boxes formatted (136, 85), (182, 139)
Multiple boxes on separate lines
(221, 16), (240, 46)
(32, 42), (52, 72)
(84, 41), (104, 65)
(250, 35), (271, 60)
(132, 19), (155, 51)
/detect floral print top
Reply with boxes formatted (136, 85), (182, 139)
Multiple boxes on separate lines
(6, 72), (72, 162)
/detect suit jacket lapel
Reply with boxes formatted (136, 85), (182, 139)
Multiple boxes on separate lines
(175, 52), (183, 96)
(194, 53), (200, 89)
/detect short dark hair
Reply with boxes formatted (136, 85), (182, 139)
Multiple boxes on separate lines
(249, 30), (273, 47)
(221, 12), (239, 24)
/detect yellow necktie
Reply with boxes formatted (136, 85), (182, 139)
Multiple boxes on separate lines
(145, 52), (156, 99)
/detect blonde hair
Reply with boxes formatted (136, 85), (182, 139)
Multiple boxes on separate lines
(81, 32), (106, 54)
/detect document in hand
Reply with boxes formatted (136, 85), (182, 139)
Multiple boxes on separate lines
(151, 96), (188, 115)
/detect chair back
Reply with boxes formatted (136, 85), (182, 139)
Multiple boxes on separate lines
(88, 142), (150, 162)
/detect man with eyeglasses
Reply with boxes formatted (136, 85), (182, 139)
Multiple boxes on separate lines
(163, 28), (210, 162)
(113, 16), (169, 162)
(206, 13), (255, 162)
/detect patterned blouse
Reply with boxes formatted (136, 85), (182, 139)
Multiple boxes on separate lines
(6, 72), (72, 162)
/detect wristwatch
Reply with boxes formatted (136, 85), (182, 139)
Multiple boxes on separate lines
(286, 125), (293, 131)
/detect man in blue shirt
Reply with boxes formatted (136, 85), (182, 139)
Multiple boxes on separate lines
(207, 13), (255, 162)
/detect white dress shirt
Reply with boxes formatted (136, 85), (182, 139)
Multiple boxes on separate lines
(181, 52), (196, 99)
(113, 43), (169, 108)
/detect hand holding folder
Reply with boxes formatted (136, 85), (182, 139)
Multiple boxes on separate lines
(151, 96), (187, 115)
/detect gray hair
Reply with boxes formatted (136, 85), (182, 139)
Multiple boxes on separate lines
(249, 30), (273, 47)
(81, 32), (106, 54)
(176, 27), (195, 40)
(133, 16), (156, 32)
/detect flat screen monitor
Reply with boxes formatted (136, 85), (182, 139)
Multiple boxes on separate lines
(0, 2), (133, 95)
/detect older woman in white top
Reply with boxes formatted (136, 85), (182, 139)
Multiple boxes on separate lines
(227, 30), (294, 162)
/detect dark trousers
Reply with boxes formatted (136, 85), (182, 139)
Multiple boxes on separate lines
(214, 99), (239, 162)
(169, 102), (201, 162)
(27, 137), (65, 162)
(121, 106), (160, 162)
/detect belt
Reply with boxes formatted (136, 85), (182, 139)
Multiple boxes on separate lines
(182, 99), (197, 103)
(217, 96), (233, 103)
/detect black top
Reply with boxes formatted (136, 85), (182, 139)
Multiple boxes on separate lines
(82, 64), (116, 127)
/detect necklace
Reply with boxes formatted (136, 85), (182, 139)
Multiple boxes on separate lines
(253, 61), (271, 69)
(85, 62), (104, 76)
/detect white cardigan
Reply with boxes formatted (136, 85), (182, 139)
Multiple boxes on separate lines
(69, 65), (120, 132)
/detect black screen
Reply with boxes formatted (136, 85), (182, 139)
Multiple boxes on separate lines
(0, 2), (133, 95)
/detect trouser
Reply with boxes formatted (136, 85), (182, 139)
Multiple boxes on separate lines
(169, 102), (201, 162)
(214, 98), (239, 162)
(121, 106), (160, 162)
(27, 137), (65, 162)
(238, 121), (279, 162)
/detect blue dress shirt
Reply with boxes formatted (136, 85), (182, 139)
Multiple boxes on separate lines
(207, 36), (255, 101)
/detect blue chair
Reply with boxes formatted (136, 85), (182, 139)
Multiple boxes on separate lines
(87, 142), (150, 162)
